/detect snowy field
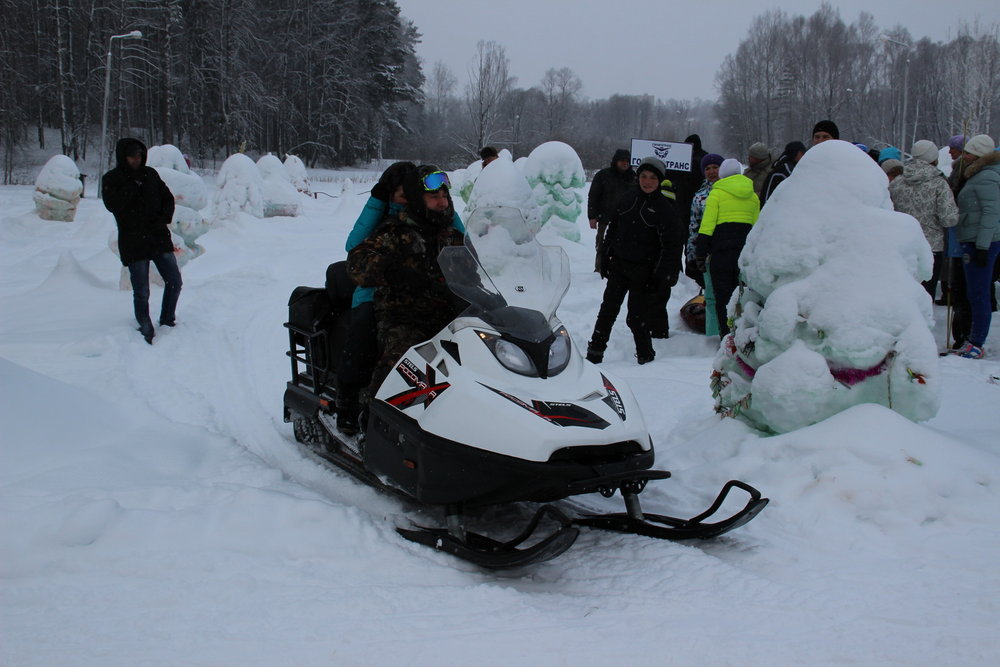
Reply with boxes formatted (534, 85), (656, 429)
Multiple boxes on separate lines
(2, 174), (999, 665)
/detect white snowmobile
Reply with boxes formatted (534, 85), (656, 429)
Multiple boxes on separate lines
(283, 206), (767, 568)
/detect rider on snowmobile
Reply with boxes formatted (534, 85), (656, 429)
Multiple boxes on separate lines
(346, 165), (467, 409)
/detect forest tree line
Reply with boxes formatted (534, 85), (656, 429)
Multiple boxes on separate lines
(1, 1), (998, 183)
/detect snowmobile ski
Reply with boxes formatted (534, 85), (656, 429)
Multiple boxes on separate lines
(397, 505), (579, 569)
(571, 479), (768, 540)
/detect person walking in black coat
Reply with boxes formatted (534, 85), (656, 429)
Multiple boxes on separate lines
(586, 157), (681, 365)
(760, 141), (806, 206)
(102, 137), (181, 344)
(588, 149), (635, 272)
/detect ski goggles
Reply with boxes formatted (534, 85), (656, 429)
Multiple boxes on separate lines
(421, 171), (451, 191)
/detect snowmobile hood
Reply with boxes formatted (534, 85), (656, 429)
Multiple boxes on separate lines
(114, 137), (147, 170)
(713, 173), (756, 199)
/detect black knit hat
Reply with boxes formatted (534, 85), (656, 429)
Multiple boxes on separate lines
(812, 120), (839, 140)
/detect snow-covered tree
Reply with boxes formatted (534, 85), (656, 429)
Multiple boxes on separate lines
(521, 141), (586, 242)
(711, 140), (939, 433)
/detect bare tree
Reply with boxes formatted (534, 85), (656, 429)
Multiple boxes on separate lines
(464, 40), (514, 155)
(539, 67), (582, 138)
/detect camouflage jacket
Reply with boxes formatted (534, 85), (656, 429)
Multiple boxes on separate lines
(347, 210), (465, 329)
(889, 160), (958, 252)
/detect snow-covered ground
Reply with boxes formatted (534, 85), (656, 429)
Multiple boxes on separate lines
(2, 176), (999, 665)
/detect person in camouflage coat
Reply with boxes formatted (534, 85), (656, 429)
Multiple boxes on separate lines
(888, 140), (958, 299)
(347, 165), (466, 402)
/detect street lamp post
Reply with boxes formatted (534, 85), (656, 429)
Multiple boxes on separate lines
(881, 36), (912, 155)
(98, 30), (142, 195)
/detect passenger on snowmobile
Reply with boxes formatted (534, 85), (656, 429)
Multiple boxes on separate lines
(338, 162), (465, 434)
(346, 166), (467, 408)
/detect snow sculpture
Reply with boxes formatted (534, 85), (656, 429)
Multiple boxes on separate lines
(213, 153), (264, 221)
(283, 154), (312, 195)
(454, 149), (513, 205)
(257, 154), (300, 217)
(147, 144), (209, 258)
(33, 155), (82, 221)
(711, 140), (940, 434)
(465, 154), (542, 232)
(522, 141), (586, 242)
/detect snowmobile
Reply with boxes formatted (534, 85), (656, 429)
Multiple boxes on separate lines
(282, 206), (767, 568)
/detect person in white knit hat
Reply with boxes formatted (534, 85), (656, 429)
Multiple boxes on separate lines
(953, 134), (999, 359)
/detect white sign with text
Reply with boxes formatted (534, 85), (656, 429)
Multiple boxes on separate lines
(629, 139), (694, 172)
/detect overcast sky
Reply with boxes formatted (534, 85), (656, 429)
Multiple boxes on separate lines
(394, 0), (996, 101)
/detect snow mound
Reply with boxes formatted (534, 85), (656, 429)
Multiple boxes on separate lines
(213, 153), (264, 221)
(33, 155), (82, 221)
(147, 144), (209, 261)
(148, 144), (208, 211)
(713, 140), (939, 433)
(522, 141), (586, 242)
(744, 403), (999, 537)
(147, 144), (192, 174)
(257, 154), (300, 217)
(283, 154), (312, 195)
(465, 155), (541, 231)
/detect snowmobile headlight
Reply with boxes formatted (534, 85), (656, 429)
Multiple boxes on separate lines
(478, 332), (537, 376)
(547, 326), (571, 375)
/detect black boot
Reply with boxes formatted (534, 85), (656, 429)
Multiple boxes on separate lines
(586, 342), (605, 364)
(336, 399), (361, 436)
(137, 321), (155, 345)
(636, 343), (655, 365)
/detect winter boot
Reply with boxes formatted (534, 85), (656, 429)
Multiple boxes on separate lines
(636, 350), (655, 365)
(585, 342), (605, 364)
(137, 321), (155, 345)
(336, 398), (362, 436)
(956, 343), (984, 359)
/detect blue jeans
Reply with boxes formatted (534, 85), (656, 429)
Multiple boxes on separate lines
(961, 241), (1000, 347)
(128, 252), (182, 333)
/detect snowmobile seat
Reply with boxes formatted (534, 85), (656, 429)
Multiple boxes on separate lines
(325, 261), (356, 312)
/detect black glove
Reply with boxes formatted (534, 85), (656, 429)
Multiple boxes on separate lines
(599, 255), (611, 279)
(695, 256), (707, 274)
(972, 248), (988, 268)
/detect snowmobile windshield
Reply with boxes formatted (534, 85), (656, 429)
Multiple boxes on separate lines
(438, 207), (570, 341)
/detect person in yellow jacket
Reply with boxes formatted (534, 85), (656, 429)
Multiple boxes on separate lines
(694, 158), (760, 336)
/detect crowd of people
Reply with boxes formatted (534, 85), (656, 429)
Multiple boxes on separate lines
(101, 123), (997, 435)
(585, 121), (999, 363)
